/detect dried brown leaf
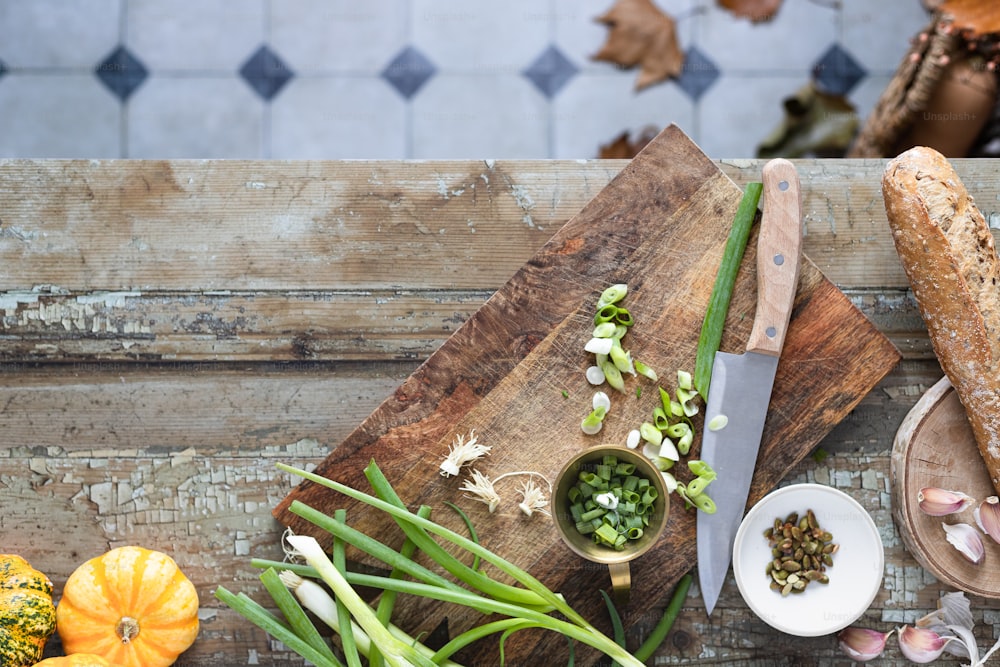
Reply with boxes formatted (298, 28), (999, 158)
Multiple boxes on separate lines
(592, 0), (684, 90)
(939, 0), (1000, 36)
(718, 0), (783, 23)
(597, 127), (659, 159)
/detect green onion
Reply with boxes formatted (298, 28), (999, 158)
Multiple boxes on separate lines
(444, 501), (481, 572)
(278, 460), (645, 666)
(566, 455), (656, 551)
(694, 182), (763, 399)
(634, 359), (657, 382)
(597, 283), (627, 307)
(276, 569), (457, 667)
(225, 461), (647, 666)
(600, 589), (627, 667)
(214, 587), (345, 667)
(258, 567), (339, 665)
(633, 572), (693, 662)
(431, 619), (541, 664)
(332, 510), (362, 667)
(287, 533), (436, 667)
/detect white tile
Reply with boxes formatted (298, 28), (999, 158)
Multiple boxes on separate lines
(127, 0), (264, 71)
(552, 0), (618, 74)
(127, 77), (262, 158)
(0, 74), (120, 157)
(695, 74), (805, 158)
(841, 0), (929, 74)
(270, 0), (407, 74)
(0, 0), (121, 69)
(412, 0), (549, 74)
(555, 0), (699, 75)
(411, 74), (548, 158)
(552, 73), (694, 159)
(696, 1), (837, 74)
(270, 77), (407, 158)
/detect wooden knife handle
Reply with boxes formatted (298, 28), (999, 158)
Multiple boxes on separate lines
(746, 159), (803, 357)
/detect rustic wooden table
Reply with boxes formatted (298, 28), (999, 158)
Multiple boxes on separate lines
(0, 156), (993, 665)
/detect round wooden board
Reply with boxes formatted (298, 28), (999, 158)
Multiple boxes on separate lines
(891, 376), (1000, 598)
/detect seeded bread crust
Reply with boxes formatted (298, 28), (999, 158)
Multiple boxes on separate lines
(882, 146), (1000, 494)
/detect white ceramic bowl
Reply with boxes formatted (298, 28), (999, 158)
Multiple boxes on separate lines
(732, 483), (884, 637)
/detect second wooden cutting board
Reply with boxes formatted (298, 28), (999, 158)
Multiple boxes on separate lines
(274, 125), (900, 665)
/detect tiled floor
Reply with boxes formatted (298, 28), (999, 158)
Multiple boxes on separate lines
(0, 0), (932, 159)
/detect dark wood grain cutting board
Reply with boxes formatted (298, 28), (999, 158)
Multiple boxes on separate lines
(274, 125), (901, 664)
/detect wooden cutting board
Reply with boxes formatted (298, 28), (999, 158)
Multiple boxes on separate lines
(274, 125), (900, 664)
(891, 376), (1000, 598)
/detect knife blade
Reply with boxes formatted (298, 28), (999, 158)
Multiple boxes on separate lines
(696, 158), (803, 617)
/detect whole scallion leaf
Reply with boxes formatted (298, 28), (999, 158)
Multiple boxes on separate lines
(693, 182), (763, 399)
(275, 460), (646, 667)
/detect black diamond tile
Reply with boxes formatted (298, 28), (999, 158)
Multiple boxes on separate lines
(675, 47), (720, 101)
(812, 44), (866, 96)
(95, 46), (148, 101)
(239, 45), (294, 101)
(382, 46), (436, 100)
(523, 45), (578, 99)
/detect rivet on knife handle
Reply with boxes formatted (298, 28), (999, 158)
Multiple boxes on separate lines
(747, 159), (803, 357)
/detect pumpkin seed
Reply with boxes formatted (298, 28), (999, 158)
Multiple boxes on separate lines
(762, 507), (838, 596)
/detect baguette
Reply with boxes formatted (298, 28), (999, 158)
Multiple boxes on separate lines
(882, 146), (1000, 494)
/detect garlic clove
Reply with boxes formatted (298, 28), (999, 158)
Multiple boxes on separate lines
(974, 495), (1000, 544)
(942, 522), (985, 564)
(917, 487), (975, 516)
(837, 626), (892, 662)
(897, 625), (955, 663)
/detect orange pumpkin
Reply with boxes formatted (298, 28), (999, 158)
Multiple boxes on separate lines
(55, 547), (198, 667)
(33, 654), (126, 667)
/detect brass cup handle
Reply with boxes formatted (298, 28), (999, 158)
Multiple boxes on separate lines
(608, 561), (631, 604)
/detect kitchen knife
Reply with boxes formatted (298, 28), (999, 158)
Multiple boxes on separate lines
(696, 158), (803, 617)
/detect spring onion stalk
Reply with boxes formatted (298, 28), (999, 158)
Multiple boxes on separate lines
(633, 572), (693, 662)
(287, 533), (437, 667)
(371, 505), (433, 667)
(359, 461), (558, 611)
(443, 501), (480, 571)
(288, 500), (464, 595)
(315, 566), (644, 667)
(278, 570), (462, 667)
(694, 181), (763, 399)
(600, 590), (627, 667)
(431, 619), (543, 663)
(214, 586), (345, 667)
(278, 461), (644, 666)
(332, 510), (363, 667)
(259, 567), (339, 665)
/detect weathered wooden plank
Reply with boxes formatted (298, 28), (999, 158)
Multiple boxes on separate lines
(2, 158), (996, 296)
(0, 286), (930, 363)
(0, 158), (994, 364)
(0, 159), (605, 291)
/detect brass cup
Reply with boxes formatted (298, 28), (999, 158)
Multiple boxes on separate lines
(550, 445), (670, 604)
